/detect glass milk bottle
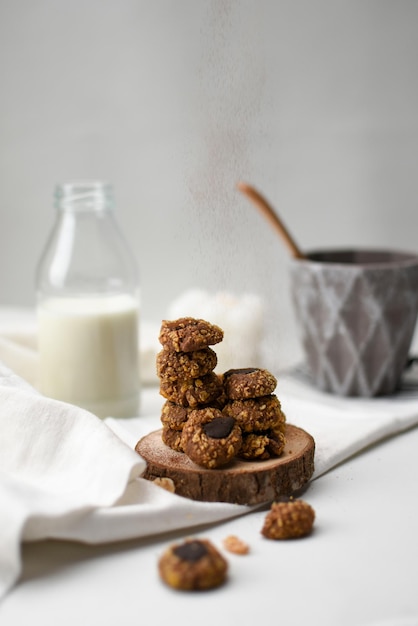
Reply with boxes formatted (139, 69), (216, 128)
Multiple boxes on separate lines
(36, 181), (140, 418)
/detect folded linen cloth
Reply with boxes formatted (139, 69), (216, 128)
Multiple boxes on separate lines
(276, 369), (418, 478)
(0, 362), (250, 602)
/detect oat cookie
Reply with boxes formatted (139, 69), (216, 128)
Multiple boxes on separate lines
(261, 498), (315, 539)
(159, 317), (224, 353)
(160, 401), (192, 431)
(158, 538), (228, 591)
(156, 347), (218, 380)
(238, 427), (286, 460)
(222, 394), (285, 433)
(159, 371), (223, 408)
(222, 367), (277, 400)
(161, 424), (184, 452)
(264, 427), (286, 456)
(181, 407), (242, 469)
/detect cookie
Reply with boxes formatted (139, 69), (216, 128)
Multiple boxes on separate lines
(261, 498), (315, 539)
(156, 347), (218, 380)
(222, 394), (285, 433)
(159, 371), (223, 408)
(161, 424), (184, 452)
(160, 401), (192, 431)
(159, 317), (224, 353)
(238, 428), (286, 460)
(181, 407), (242, 469)
(158, 538), (228, 591)
(222, 368), (277, 400)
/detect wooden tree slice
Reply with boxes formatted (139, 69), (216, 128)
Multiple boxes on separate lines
(135, 424), (315, 505)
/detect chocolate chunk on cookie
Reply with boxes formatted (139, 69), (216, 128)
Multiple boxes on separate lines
(181, 407), (242, 468)
(156, 347), (217, 380)
(222, 394), (285, 433)
(159, 371), (223, 408)
(159, 317), (224, 353)
(222, 368), (277, 400)
(158, 538), (228, 590)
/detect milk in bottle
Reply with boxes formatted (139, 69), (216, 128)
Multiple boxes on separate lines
(36, 181), (140, 418)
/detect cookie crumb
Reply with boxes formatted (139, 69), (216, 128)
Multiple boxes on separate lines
(222, 535), (250, 555)
(261, 497), (315, 540)
(152, 477), (176, 493)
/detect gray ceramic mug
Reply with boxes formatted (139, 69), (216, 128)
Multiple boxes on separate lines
(290, 249), (418, 396)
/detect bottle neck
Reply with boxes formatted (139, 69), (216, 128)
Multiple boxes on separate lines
(54, 181), (114, 212)
(36, 180), (138, 299)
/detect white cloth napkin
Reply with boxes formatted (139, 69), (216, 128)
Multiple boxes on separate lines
(2, 307), (418, 603)
(0, 363), (249, 602)
(276, 369), (418, 478)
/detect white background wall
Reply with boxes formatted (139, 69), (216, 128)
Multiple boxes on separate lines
(1, 0), (418, 370)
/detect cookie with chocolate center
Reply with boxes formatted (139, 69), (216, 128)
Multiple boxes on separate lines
(181, 407), (242, 469)
(222, 367), (277, 400)
(158, 538), (228, 590)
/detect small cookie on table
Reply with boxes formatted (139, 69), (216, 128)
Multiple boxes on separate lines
(261, 498), (315, 539)
(158, 538), (228, 591)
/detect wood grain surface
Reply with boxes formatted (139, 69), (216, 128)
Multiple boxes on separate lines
(135, 424), (315, 505)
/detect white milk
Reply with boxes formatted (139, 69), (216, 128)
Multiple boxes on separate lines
(38, 294), (140, 418)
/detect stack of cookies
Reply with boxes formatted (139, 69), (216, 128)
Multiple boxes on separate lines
(156, 317), (286, 468)
(222, 368), (286, 460)
(157, 318), (225, 452)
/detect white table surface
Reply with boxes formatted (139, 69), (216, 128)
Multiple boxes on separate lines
(1, 384), (417, 626)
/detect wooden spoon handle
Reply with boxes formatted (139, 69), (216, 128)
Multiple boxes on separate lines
(237, 181), (305, 260)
